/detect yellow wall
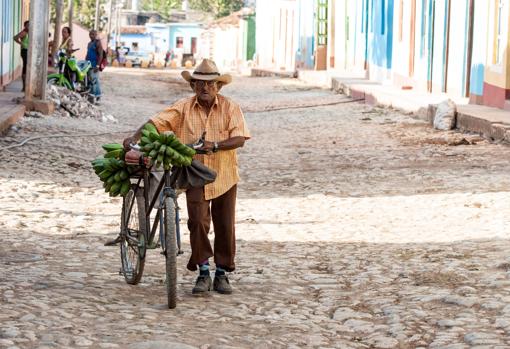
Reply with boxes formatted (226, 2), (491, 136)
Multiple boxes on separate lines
(484, 0), (510, 89)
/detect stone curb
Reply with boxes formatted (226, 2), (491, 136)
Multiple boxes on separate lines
(332, 77), (510, 144)
(0, 102), (25, 135)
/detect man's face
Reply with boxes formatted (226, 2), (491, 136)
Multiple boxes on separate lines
(192, 80), (219, 104)
(89, 31), (97, 41)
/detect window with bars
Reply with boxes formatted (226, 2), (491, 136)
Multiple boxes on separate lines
(317, 0), (328, 46)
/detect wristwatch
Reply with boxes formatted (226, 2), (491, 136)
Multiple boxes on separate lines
(213, 142), (219, 152)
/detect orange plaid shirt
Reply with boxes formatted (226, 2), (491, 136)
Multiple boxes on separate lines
(151, 94), (250, 200)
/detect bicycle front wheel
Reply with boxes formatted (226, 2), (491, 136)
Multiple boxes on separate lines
(164, 196), (177, 309)
(120, 186), (146, 285)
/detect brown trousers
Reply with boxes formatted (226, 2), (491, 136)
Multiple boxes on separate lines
(185, 185), (237, 272)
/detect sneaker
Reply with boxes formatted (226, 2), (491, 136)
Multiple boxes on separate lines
(104, 235), (121, 246)
(192, 275), (212, 294)
(213, 275), (232, 294)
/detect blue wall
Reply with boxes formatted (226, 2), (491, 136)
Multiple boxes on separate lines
(118, 33), (152, 53)
(169, 24), (202, 53)
(367, 0), (394, 70)
(295, 0), (315, 69)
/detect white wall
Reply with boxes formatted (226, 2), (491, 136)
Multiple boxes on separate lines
(255, 0), (297, 71)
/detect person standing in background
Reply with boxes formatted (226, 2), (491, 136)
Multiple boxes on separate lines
(13, 21), (29, 92)
(59, 27), (73, 55)
(86, 29), (104, 104)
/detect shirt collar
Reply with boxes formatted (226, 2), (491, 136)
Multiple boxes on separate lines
(193, 95), (219, 110)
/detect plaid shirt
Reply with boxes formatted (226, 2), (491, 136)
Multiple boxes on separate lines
(151, 94), (250, 200)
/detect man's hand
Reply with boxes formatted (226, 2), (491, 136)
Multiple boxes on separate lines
(123, 136), (136, 151)
(197, 140), (215, 154)
(93, 67), (99, 73)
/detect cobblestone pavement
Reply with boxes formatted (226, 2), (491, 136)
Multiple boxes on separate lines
(1, 68), (510, 348)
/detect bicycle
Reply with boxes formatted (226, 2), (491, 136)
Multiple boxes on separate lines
(119, 138), (207, 309)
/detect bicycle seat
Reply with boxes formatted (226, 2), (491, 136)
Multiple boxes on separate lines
(77, 60), (91, 71)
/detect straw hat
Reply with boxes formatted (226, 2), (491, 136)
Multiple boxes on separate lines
(181, 59), (232, 85)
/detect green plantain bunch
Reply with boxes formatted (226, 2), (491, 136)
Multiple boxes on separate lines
(91, 143), (131, 197)
(139, 123), (195, 170)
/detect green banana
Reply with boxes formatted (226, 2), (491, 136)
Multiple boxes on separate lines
(141, 129), (151, 138)
(99, 170), (112, 181)
(110, 182), (121, 194)
(143, 143), (154, 152)
(119, 170), (129, 181)
(120, 181), (130, 196)
(104, 149), (124, 159)
(182, 156), (192, 166)
(180, 145), (196, 157)
(159, 144), (167, 155)
(165, 146), (180, 161)
(143, 123), (158, 134)
(102, 143), (123, 152)
(140, 136), (151, 145)
(148, 132), (160, 142)
(107, 175), (116, 185)
(149, 149), (158, 158)
(168, 137), (180, 148)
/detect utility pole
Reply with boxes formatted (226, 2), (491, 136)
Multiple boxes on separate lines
(116, 2), (122, 47)
(68, 0), (73, 30)
(52, 0), (64, 59)
(25, 0), (54, 114)
(94, 0), (101, 30)
(107, 0), (115, 46)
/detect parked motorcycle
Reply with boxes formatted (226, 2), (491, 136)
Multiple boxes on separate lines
(47, 49), (92, 95)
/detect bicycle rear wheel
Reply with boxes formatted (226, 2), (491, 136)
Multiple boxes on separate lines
(120, 186), (146, 285)
(164, 196), (177, 309)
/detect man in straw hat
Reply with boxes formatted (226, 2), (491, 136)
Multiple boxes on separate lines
(121, 59), (250, 295)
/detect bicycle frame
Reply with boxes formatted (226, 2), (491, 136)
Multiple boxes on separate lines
(125, 168), (182, 259)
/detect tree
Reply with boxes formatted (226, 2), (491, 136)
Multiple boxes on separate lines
(140, 0), (181, 19)
(188, 0), (244, 18)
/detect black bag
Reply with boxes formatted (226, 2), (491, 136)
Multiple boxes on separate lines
(169, 160), (217, 190)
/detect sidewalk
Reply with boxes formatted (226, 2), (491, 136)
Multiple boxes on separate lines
(329, 76), (510, 143)
(251, 68), (296, 78)
(0, 80), (25, 134)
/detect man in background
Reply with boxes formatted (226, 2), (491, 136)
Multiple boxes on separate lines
(86, 30), (103, 104)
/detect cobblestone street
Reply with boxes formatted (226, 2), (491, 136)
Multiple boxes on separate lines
(1, 69), (510, 348)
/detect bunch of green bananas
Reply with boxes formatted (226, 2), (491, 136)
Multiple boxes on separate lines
(139, 123), (195, 170)
(91, 143), (131, 197)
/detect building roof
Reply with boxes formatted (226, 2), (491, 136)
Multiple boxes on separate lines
(120, 25), (147, 34)
(205, 8), (255, 29)
(169, 9), (213, 23)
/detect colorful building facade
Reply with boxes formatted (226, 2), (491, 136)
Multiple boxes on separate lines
(118, 23), (202, 56)
(1, 0), (30, 88)
(255, 0), (510, 110)
(470, 0), (510, 109)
